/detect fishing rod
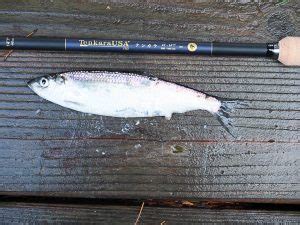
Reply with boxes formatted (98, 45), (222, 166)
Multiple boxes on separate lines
(0, 36), (299, 66)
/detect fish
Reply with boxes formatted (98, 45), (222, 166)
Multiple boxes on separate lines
(28, 71), (246, 135)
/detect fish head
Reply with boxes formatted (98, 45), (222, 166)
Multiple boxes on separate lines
(28, 74), (67, 103)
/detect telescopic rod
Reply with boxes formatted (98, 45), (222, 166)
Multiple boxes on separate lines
(0, 36), (299, 66)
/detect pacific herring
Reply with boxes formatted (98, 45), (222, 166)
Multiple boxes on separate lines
(28, 71), (246, 136)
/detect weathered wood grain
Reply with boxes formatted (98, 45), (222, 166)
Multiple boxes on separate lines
(0, 202), (299, 225)
(0, 139), (299, 200)
(0, 0), (299, 201)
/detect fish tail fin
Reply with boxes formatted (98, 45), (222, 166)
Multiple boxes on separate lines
(214, 99), (248, 137)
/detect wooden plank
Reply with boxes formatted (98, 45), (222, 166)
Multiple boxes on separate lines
(0, 1), (299, 201)
(0, 202), (299, 225)
(0, 139), (299, 200)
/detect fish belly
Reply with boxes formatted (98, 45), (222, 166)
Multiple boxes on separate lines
(64, 80), (204, 118)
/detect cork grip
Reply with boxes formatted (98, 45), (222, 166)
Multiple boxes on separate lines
(278, 37), (300, 66)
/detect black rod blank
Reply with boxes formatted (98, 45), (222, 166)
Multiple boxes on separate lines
(0, 37), (278, 58)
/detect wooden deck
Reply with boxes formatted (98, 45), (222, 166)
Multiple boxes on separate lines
(0, 0), (299, 224)
(1, 202), (299, 224)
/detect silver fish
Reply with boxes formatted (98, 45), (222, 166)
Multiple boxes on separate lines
(28, 71), (245, 135)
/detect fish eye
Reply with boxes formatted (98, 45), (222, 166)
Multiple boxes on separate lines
(39, 77), (49, 87)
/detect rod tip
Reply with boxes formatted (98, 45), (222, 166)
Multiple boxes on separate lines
(278, 37), (300, 66)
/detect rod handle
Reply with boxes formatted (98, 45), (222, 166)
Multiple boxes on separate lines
(278, 37), (300, 66)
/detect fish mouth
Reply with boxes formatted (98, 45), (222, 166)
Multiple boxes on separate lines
(27, 77), (40, 90)
(27, 79), (33, 88)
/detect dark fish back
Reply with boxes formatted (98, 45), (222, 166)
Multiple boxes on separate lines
(63, 71), (156, 86)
